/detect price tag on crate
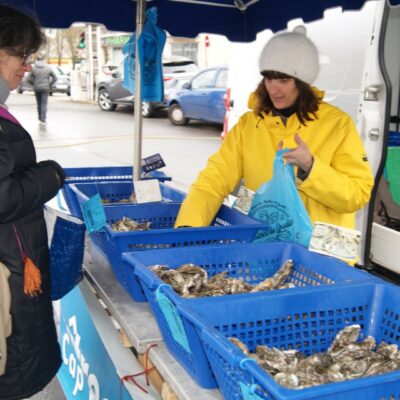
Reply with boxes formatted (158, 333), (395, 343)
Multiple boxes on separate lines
(141, 153), (166, 174)
(134, 179), (162, 203)
(239, 382), (263, 400)
(155, 286), (191, 353)
(81, 194), (107, 233)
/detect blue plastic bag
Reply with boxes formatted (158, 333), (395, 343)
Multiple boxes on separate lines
(123, 32), (136, 94)
(248, 150), (313, 246)
(45, 207), (86, 300)
(123, 7), (166, 101)
(138, 7), (166, 102)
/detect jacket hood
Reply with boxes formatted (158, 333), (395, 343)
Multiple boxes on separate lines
(34, 60), (46, 68)
(247, 86), (325, 111)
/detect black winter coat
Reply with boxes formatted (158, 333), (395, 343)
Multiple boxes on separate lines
(0, 113), (64, 400)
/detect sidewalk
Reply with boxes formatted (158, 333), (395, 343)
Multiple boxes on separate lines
(25, 377), (66, 400)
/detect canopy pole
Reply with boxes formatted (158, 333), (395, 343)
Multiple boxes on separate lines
(133, 0), (146, 181)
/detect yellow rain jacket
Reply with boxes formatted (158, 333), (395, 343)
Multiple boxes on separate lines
(175, 88), (374, 229)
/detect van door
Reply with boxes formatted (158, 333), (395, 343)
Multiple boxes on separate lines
(367, 2), (400, 273)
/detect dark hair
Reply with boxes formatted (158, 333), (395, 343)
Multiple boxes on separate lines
(0, 5), (45, 56)
(253, 70), (322, 125)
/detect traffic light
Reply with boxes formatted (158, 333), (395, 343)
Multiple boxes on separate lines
(79, 31), (85, 49)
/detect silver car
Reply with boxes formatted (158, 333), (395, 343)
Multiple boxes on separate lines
(96, 56), (199, 118)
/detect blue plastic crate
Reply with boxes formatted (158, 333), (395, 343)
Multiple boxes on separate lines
(177, 282), (400, 399)
(61, 166), (171, 217)
(69, 181), (186, 219)
(128, 242), (379, 388)
(94, 203), (263, 301)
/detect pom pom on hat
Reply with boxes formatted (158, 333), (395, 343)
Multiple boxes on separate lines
(259, 26), (319, 84)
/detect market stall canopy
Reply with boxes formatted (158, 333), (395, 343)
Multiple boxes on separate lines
(6, 0), (400, 41)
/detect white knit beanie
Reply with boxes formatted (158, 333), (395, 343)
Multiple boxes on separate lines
(259, 26), (319, 85)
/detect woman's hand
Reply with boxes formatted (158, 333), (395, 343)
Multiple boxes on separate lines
(278, 133), (314, 173)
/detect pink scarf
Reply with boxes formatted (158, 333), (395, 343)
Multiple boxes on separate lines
(0, 106), (21, 126)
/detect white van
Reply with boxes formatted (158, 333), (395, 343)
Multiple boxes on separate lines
(224, 0), (400, 272)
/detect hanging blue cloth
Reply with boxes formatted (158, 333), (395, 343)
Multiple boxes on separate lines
(138, 7), (167, 102)
(122, 31), (136, 95)
(123, 7), (166, 102)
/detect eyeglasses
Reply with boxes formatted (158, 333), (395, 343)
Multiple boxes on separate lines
(21, 54), (33, 66)
(4, 48), (33, 66)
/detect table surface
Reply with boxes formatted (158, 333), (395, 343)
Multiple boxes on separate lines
(83, 243), (222, 400)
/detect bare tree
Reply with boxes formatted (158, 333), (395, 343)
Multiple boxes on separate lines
(55, 30), (65, 66)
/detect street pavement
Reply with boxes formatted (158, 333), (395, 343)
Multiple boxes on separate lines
(7, 92), (222, 193)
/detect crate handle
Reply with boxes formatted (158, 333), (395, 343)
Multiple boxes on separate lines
(55, 191), (69, 213)
(239, 357), (258, 370)
(155, 282), (172, 293)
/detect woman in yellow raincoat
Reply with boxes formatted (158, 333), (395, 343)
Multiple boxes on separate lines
(175, 26), (374, 230)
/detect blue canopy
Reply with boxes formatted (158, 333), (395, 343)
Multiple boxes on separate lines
(5, 0), (397, 41)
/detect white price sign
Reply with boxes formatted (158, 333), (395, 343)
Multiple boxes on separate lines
(134, 179), (162, 203)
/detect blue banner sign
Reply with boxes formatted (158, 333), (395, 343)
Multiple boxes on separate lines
(57, 286), (131, 399)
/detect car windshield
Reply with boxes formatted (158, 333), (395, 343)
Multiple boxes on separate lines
(165, 77), (190, 90)
(163, 61), (197, 74)
(115, 60), (197, 81)
(53, 67), (67, 77)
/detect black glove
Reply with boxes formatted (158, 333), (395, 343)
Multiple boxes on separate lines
(37, 160), (65, 188)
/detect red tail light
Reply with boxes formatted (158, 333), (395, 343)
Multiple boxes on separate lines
(221, 88), (231, 140)
(223, 88), (231, 110)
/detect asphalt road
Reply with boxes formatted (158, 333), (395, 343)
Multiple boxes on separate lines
(7, 91), (222, 193)
(6, 91), (222, 399)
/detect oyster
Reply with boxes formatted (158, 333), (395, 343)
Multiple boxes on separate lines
(274, 372), (299, 389)
(176, 264), (207, 296)
(153, 259), (297, 298)
(255, 346), (298, 373)
(328, 325), (361, 355)
(151, 263), (207, 296)
(111, 216), (151, 231)
(239, 324), (400, 390)
(376, 342), (400, 359)
(251, 260), (294, 292)
(229, 337), (250, 355)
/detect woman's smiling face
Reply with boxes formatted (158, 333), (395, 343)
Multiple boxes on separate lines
(264, 76), (299, 110)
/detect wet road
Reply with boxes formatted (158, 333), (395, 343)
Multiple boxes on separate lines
(7, 92), (222, 192)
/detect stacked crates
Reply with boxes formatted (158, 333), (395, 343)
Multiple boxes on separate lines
(88, 203), (265, 301)
(61, 166), (171, 217)
(127, 242), (381, 388)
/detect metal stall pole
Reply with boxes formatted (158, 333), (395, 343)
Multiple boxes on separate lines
(87, 24), (94, 101)
(133, 0), (146, 181)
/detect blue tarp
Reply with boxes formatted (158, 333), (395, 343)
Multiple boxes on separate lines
(6, 0), (399, 42)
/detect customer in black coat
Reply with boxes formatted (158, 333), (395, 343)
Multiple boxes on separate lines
(0, 5), (65, 399)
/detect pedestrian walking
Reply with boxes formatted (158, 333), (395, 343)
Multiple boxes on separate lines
(27, 55), (57, 125)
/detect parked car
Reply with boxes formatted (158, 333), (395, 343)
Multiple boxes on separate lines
(96, 56), (199, 117)
(18, 66), (71, 96)
(95, 64), (118, 86)
(167, 65), (228, 126)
